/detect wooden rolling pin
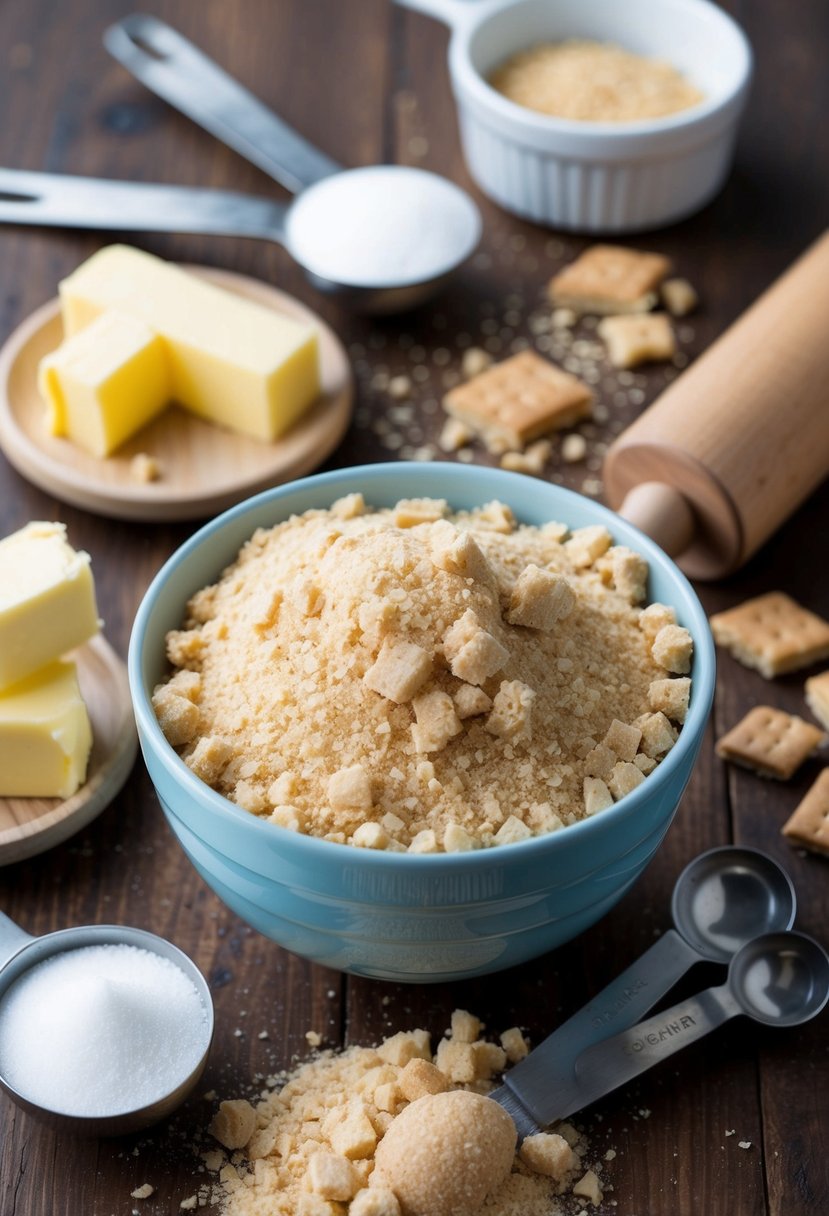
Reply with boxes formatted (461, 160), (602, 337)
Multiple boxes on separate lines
(604, 230), (829, 580)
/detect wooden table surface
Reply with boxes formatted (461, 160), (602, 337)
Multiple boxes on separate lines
(1, 2), (827, 1214)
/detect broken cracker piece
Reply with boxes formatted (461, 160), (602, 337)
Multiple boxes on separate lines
(598, 312), (676, 368)
(507, 565), (575, 631)
(661, 276), (698, 316)
(363, 637), (433, 703)
(573, 1168), (604, 1206)
(716, 706), (825, 780)
(782, 768), (829, 856)
(444, 350), (592, 450)
(806, 671), (829, 731)
(443, 609), (509, 686)
(209, 1099), (257, 1150)
(710, 592), (829, 679)
(549, 244), (670, 315)
(520, 1132), (577, 1181)
(648, 676), (691, 724)
(411, 689), (463, 754)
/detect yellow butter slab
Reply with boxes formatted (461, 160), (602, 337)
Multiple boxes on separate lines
(0, 522), (100, 691)
(38, 310), (169, 458)
(59, 245), (320, 442)
(0, 660), (92, 798)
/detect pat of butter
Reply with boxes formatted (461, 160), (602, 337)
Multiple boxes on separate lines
(57, 245), (320, 443)
(0, 522), (100, 691)
(0, 661), (92, 798)
(39, 310), (169, 458)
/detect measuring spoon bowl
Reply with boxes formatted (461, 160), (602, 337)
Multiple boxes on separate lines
(0, 915), (214, 1137)
(671, 845), (797, 963)
(729, 929), (829, 1026)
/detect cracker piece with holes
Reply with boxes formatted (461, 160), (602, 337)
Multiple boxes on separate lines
(716, 706), (825, 780)
(710, 592), (829, 679)
(548, 244), (671, 315)
(443, 351), (592, 450)
(782, 768), (829, 856)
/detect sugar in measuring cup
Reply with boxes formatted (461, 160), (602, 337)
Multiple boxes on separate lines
(0, 912), (213, 1136)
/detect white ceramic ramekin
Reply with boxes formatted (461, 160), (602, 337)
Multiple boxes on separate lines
(399, 0), (752, 232)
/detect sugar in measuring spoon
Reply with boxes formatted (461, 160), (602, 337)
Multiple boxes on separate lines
(103, 15), (482, 313)
(0, 914), (213, 1135)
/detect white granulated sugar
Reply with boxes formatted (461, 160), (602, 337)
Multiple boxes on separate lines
(285, 166), (478, 287)
(0, 944), (209, 1117)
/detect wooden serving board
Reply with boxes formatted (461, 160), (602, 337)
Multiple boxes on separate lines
(0, 267), (353, 521)
(0, 636), (138, 866)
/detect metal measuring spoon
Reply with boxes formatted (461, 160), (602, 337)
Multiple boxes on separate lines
(492, 846), (796, 1136)
(0, 12), (481, 316)
(0, 163), (478, 315)
(0, 911), (213, 1136)
(563, 931), (829, 1120)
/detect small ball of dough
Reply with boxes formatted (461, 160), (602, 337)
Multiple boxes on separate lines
(372, 1090), (516, 1216)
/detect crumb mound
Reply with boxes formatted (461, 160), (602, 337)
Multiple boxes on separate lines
(155, 496), (691, 851)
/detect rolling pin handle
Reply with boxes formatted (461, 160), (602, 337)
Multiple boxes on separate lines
(618, 481), (696, 559)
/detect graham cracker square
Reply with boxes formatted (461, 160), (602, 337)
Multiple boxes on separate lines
(716, 705), (825, 780)
(598, 313), (676, 369)
(443, 351), (593, 450)
(805, 670), (829, 731)
(782, 768), (829, 856)
(548, 245), (671, 315)
(709, 592), (829, 679)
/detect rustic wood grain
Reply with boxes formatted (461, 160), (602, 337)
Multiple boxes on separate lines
(0, 1), (827, 1214)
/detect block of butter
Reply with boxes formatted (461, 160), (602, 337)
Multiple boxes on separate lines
(54, 244), (320, 445)
(0, 522), (100, 691)
(0, 660), (92, 798)
(39, 310), (170, 459)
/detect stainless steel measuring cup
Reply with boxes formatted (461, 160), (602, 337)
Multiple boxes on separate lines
(0, 911), (213, 1136)
(492, 846), (796, 1136)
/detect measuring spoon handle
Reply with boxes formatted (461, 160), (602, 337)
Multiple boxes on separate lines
(0, 913), (34, 969)
(500, 929), (702, 1126)
(0, 168), (287, 242)
(569, 983), (740, 1115)
(104, 14), (341, 194)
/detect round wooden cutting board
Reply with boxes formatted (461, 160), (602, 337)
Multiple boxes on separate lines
(0, 267), (353, 521)
(0, 636), (138, 866)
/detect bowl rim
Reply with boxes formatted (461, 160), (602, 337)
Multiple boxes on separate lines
(129, 462), (716, 869)
(446, 0), (753, 145)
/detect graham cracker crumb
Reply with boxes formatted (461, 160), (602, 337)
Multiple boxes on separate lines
(157, 499), (689, 850)
(204, 1014), (599, 1216)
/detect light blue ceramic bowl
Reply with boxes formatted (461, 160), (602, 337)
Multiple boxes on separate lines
(129, 463), (715, 982)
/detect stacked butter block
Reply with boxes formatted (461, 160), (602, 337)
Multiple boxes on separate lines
(0, 523), (99, 798)
(39, 245), (321, 457)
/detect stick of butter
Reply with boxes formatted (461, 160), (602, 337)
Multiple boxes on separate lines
(39, 310), (169, 459)
(52, 244), (320, 446)
(0, 522), (100, 691)
(0, 660), (92, 798)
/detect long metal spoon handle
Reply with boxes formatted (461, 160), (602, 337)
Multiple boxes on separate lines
(500, 928), (702, 1125)
(569, 983), (740, 1117)
(0, 913), (34, 970)
(104, 14), (341, 194)
(0, 168), (287, 242)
